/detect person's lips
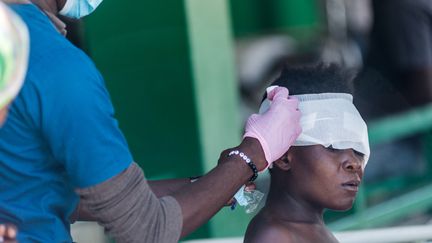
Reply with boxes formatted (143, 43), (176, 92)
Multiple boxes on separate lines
(341, 180), (361, 192)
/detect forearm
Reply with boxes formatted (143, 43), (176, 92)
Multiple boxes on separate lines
(173, 137), (265, 238)
(174, 159), (251, 237)
(148, 178), (190, 198)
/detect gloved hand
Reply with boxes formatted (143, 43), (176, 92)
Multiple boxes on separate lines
(243, 86), (301, 168)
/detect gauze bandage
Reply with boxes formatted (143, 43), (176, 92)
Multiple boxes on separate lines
(0, 3), (29, 109)
(260, 92), (370, 164)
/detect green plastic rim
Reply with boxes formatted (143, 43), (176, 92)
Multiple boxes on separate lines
(0, 2), (29, 109)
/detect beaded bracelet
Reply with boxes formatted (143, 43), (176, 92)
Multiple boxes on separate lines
(228, 150), (258, 182)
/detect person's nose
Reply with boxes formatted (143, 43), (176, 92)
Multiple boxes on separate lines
(341, 149), (363, 175)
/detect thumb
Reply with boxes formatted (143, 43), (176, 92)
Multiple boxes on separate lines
(267, 86), (289, 101)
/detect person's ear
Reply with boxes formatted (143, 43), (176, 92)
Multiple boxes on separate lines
(273, 152), (291, 171)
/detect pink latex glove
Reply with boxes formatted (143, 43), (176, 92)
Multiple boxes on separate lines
(243, 86), (301, 168)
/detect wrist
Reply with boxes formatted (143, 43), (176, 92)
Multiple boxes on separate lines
(228, 150), (258, 181)
(238, 137), (267, 171)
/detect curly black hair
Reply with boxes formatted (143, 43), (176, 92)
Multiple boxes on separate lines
(268, 63), (356, 97)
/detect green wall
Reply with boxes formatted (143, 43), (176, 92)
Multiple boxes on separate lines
(230, 0), (323, 38)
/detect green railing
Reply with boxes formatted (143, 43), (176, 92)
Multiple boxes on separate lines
(368, 104), (432, 146)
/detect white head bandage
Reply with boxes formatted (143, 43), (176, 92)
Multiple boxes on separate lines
(260, 92), (370, 165)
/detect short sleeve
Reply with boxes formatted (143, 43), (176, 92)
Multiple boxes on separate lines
(39, 51), (133, 188)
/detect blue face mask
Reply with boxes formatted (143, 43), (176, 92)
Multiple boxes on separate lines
(59, 0), (103, 19)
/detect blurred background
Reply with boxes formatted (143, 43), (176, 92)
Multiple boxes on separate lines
(65, 0), (432, 242)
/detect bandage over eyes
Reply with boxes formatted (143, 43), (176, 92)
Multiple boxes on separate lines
(259, 92), (370, 165)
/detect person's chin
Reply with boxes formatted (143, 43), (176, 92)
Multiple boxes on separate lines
(330, 199), (355, 212)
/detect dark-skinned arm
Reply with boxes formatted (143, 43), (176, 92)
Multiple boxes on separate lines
(173, 138), (264, 237)
(73, 138), (265, 243)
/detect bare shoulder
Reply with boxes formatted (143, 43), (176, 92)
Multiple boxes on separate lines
(244, 213), (297, 243)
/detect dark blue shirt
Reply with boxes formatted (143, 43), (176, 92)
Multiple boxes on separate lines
(1, 4), (133, 242)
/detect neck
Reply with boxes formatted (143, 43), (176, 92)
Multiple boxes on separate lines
(266, 182), (325, 225)
(3, 0), (62, 15)
(2, 0), (31, 4)
(30, 0), (68, 36)
(31, 0), (59, 14)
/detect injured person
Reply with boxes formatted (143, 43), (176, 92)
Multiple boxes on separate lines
(244, 63), (370, 243)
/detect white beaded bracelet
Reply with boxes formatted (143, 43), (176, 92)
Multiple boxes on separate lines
(228, 150), (258, 181)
